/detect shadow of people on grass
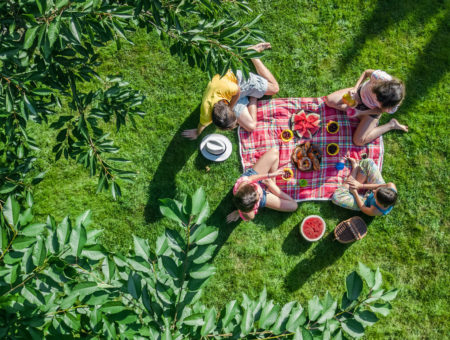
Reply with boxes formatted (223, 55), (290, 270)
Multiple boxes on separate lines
(144, 104), (205, 223)
(284, 202), (375, 292)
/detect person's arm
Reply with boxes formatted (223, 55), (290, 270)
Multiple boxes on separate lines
(355, 107), (383, 116)
(228, 87), (240, 109)
(245, 169), (283, 184)
(263, 178), (295, 201)
(237, 97), (257, 132)
(182, 122), (208, 140)
(350, 188), (380, 216)
(346, 177), (386, 191)
(354, 69), (375, 89)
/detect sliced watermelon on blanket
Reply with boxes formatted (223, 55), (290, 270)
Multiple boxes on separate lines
(291, 111), (321, 139)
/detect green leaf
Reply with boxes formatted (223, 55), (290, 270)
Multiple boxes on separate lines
(21, 223), (46, 236)
(3, 196), (20, 228)
(358, 262), (375, 288)
(195, 200), (210, 225)
(23, 94), (37, 115)
(19, 208), (33, 226)
(73, 282), (99, 297)
(128, 273), (141, 298)
(48, 17), (61, 47)
(373, 268), (383, 290)
(191, 224), (218, 245)
(201, 307), (216, 336)
(272, 301), (295, 333)
(155, 234), (168, 256)
(159, 198), (187, 226)
(75, 210), (92, 228)
(222, 300), (239, 328)
(31, 171), (46, 185)
(308, 295), (322, 321)
(32, 236), (46, 266)
(240, 307), (253, 336)
(191, 187), (206, 216)
(286, 304), (306, 332)
(24, 26), (40, 48)
(100, 301), (127, 314)
(81, 245), (106, 260)
(133, 235), (150, 259)
(381, 289), (399, 302)
(57, 216), (71, 245)
(259, 300), (280, 329)
(190, 244), (217, 264)
(341, 319), (364, 338)
(5, 88), (13, 112)
(183, 313), (204, 326)
(70, 224), (87, 257)
(102, 257), (115, 282)
(165, 228), (184, 252)
(355, 310), (379, 327)
(369, 302), (392, 316)
(22, 286), (45, 305)
(12, 236), (36, 250)
(346, 271), (363, 301)
(69, 16), (81, 43)
(190, 263), (216, 279)
(36, 0), (46, 14)
(161, 256), (179, 278)
(318, 292), (337, 324)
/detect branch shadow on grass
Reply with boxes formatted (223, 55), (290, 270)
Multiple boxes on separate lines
(337, 0), (437, 74)
(144, 104), (204, 223)
(284, 202), (375, 292)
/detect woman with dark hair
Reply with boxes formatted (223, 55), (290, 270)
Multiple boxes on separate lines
(325, 69), (408, 146)
(332, 157), (398, 216)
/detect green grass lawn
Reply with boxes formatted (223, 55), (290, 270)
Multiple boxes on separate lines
(31, 0), (449, 338)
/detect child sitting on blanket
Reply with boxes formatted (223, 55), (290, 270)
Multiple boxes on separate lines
(227, 148), (297, 222)
(332, 157), (397, 216)
(325, 69), (408, 146)
(182, 43), (279, 140)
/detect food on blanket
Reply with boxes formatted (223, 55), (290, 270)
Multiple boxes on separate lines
(342, 92), (356, 107)
(300, 215), (326, 241)
(299, 179), (308, 187)
(327, 143), (339, 156)
(280, 129), (294, 142)
(282, 168), (294, 180)
(290, 110), (321, 139)
(291, 143), (321, 172)
(326, 121), (339, 134)
(299, 158), (312, 171)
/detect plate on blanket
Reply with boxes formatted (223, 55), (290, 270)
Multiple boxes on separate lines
(290, 110), (321, 139)
(291, 142), (321, 171)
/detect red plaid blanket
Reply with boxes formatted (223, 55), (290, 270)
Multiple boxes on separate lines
(237, 97), (384, 202)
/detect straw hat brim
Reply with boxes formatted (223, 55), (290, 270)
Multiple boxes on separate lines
(200, 134), (232, 162)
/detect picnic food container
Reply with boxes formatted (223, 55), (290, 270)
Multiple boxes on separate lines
(334, 217), (367, 243)
(300, 215), (326, 242)
(280, 129), (294, 142)
(326, 143), (339, 156)
(291, 142), (321, 172)
(342, 92), (356, 107)
(282, 168), (294, 181)
(326, 121), (339, 134)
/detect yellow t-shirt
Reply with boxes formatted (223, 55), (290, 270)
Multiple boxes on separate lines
(199, 70), (239, 126)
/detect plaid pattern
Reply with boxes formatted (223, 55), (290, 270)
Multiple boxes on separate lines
(237, 97), (384, 202)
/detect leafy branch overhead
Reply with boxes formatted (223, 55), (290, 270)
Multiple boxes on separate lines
(0, 0), (264, 199)
(0, 188), (398, 338)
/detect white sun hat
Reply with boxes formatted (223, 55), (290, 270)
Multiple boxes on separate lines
(200, 134), (232, 162)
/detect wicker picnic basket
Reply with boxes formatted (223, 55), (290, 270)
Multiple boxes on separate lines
(334, 217), (367, 244)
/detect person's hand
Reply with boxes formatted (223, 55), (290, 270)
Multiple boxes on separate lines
(349, 187), (358, 196)
(182, 129), (199, 140)
(272, 169), (285, 178)
(226, 210), (240, 223)
(346, 177), (362, 190)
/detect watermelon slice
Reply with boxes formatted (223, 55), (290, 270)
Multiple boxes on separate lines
(290, 111), (321, 139)
(300, 215), (326, 241)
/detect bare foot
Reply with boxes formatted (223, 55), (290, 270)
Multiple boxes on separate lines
(390, 118), (408, 132)
(248, 42), (271, 52)
(345, 156), (358, 169)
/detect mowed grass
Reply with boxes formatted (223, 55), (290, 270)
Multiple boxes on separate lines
(32, 0), (449, 338)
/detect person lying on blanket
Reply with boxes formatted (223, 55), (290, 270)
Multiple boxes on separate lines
(324, 69), (408, 146)
(332, 157), (398, 216)
(182, 42), (279, 140)
(227, 148), (297, 222)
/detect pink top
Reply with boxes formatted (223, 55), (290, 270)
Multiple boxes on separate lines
(233, 177), (262, 221)
(359, 70), (398, 114)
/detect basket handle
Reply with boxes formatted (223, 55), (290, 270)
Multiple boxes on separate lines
(347, 221), (361, 240)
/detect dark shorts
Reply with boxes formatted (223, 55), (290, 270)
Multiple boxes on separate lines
(242, 168), (267, 208)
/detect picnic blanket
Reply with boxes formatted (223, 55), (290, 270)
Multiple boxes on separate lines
(237, 97), (384, 202)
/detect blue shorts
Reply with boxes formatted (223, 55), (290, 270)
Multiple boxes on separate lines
(234, 70), (268, 118)
(241, 168), (267, 208)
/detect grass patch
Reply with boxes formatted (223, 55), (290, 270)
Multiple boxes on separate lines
(32, 0), (449, 337)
